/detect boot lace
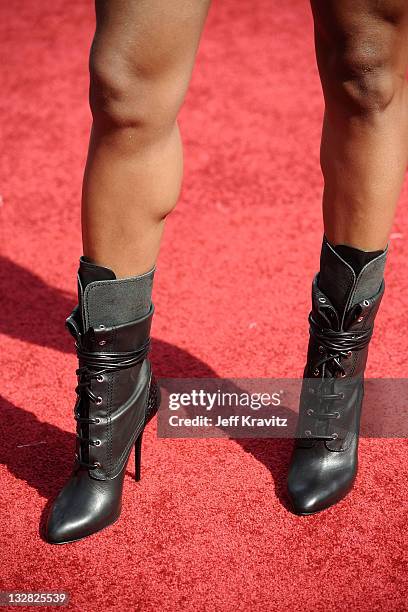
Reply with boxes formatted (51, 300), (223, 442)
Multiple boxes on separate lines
(303, 313), (372, 441)
(74, 337), (150, 469)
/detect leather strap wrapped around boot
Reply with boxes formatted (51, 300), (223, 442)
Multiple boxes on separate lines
(287, 237), (387, 515)
(298, 275), (384, 451)
(66, 304), (154, 480)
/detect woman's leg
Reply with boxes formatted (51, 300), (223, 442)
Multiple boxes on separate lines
(311, 0), (408, 250)
(45, 0), (211, 545)
(82, 0), (211, 277)
(287, 1), (408, 515)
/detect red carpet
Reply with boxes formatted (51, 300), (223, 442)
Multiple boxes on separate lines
(1, 1), (408, 610)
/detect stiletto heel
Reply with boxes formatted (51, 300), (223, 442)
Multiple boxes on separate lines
(134, 431), (143, 482)
(133, 377), (160, 483)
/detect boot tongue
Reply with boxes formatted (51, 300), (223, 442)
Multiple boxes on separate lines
(79, 256), (116, 288)
(318, 237), (386, 323)
(77, 257), (117, 333)
(77, 257), (155, 332)
(334, 244), (384, 274)
(318, 239), (355, 316)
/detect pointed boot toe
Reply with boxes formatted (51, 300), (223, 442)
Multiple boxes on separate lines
(45, 472), (124, 544)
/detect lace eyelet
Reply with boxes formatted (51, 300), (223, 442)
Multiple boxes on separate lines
(331, 433), (338, 440)
(304, 430), (312, 437)
(318, 346), (324, 354)
(363, 300), (370, 307)
(307, 409), (314, 416)
(93, 461), (102, 469)
(357, 316), (364, 323)
(94, 439), (101, 447)
(94, 417), (101, 424)
(313, 369), (320, 377)
(318, 297), (326, 303)
(334, 412), (340, 419)
(96, 375), (104, 383)
(96, 396), (103, 405)
(347, 350), (352, 358)
(99, 340), (107, 346)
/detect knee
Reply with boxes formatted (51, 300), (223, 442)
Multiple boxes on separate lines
(315, 9), (404, 117)
(327, 42), (398, 114)
(89, 45), (184, 138)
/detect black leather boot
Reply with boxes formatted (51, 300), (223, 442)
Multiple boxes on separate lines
(287, 237), (387, 515)
(45, 258), (161, 544)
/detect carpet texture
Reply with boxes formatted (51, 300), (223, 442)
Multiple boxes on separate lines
(1, 1), (408, 610)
